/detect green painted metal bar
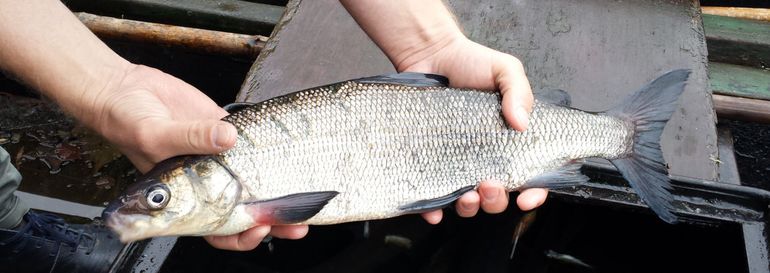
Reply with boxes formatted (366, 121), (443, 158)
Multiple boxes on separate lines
(703, 14), (770, 68)
(62, 0), (284, 35)
(709, 62), (770, 101)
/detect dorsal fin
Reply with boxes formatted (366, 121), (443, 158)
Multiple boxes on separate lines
(534, 89), (572, 107)
(223, 102), (256, 113)
(353, 72), (449, 87)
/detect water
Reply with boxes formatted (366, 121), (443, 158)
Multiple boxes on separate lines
(157, 200), (748, 273)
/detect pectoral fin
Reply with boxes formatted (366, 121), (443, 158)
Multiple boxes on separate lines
(245, 191), (339, 224)
(398, 185), (475, 214)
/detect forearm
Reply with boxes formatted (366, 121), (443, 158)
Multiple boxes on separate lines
(0, 0), (132, 125)
(339, 0), (465, 72)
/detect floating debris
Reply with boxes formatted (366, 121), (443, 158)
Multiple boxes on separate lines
(0, 130), (9, 144)
(40, 155), (64, 174)
(510, 211), (537, 259)
(383, 235), (412, 249)
(545, 250), (595, 271)
(55, 142), (81, 161)
(95, 176), (115, 190)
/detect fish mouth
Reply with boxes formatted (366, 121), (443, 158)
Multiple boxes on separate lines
(104, 211), (158, 242)
(103, 198), (157, 242)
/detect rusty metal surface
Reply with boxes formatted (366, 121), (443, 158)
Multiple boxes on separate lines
(238, 0), (718, 182)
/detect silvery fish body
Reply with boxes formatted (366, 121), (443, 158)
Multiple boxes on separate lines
(223, 80), (628, 224)
(104, 71), (689, 242)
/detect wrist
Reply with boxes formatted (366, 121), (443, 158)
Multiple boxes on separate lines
(340, 0), (467, 73)
(60, 59), (136, 130)
(392, 26), (467, 73)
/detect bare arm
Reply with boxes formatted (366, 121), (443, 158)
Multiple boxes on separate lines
(0, 0), (308, 251)
(0, 0), (130, 123)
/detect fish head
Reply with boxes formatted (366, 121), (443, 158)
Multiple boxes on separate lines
(103, 155), (242, 242)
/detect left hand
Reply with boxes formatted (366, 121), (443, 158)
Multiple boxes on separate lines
(397, 36), (549, 224)
(89, 65), (308, 251)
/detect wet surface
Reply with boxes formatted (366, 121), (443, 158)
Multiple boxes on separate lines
(0, 92), (134, 207)
(723, 119), (770, 191)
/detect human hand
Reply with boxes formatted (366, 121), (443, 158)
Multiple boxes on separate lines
(398, 37), (549, 224)
(340, 0), (548, 223)
(88, 65), (308, 251)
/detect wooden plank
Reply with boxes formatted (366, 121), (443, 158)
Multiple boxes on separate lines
(77, 12), (267, 59)
(238, 0), (718, 181)
(713, 94), (770, 124)
(709, 62), (770, 101)
(238, 0), (395, 102)
(703, 14), (770, 68)
(63, 0), (284, 35)
(702, 7), (770, 22)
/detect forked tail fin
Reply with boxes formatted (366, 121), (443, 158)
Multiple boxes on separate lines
(604, 69), (690, 224)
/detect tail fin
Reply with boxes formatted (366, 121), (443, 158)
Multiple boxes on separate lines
(604, 69), (690, 224)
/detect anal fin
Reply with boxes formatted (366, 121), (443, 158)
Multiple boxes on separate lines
(522, 161), (589, 189)
(398, 185), (475, 214)
(246, 191), (338, 224)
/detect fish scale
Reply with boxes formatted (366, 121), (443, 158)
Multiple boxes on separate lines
(221, 81), (631, 224)
(104, 70), (689, 242)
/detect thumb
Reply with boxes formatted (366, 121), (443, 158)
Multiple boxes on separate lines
(154, 119), (237, 158)
(495, 55), (533, 131)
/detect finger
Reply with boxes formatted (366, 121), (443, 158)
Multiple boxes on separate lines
(478, 181), (509, 214)
(516, 188), (548, 211)
(204, 225), (271, 251)
(455, 191), (480, 217)
(269, 225), (309, 240)
(152, 119), (237, 158)
(495, 55), (534, 131)
(420, 209), (443, 224)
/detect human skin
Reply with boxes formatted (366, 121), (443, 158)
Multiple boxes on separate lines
(340, 0), (549, 223)
(0, 0), (546, 251)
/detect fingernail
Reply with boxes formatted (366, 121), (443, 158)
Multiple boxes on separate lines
(213, 123), (235, 149)
(460, 201), (473, 211)
(514, 106), (529, 131)
(483, 188), (500, 202)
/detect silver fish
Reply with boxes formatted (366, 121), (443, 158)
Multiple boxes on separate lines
(104, 70), (689, 242)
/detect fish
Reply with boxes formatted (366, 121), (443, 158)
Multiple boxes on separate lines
(103, 69), (690, 242)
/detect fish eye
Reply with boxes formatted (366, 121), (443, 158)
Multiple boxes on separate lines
(145, 185), (170, 210)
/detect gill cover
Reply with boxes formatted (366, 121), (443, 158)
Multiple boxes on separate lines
(103, 155), (242, 242)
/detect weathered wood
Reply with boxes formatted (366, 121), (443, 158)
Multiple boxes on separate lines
(714, 94), (770, 124)
(63, 0), (284, 35)
(709, 62), (770, 101)
(77, 12), (266, 59)
(703, 14), (770, 68)
(702, 6), (770, 22)
(241, 0), (718, 181)
(238, 0), (395, 102)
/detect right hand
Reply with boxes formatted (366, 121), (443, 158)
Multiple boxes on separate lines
(398, 36), (548, 223)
